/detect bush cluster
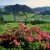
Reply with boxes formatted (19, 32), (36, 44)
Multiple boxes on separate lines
(0, 23), (50, 50)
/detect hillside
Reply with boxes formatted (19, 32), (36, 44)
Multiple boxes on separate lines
(0, 5), (50, 22)
(33, 7), (50, 15)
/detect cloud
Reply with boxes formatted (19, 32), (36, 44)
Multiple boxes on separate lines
(25, 0), (50, 8)
(0, 0), (50, 8)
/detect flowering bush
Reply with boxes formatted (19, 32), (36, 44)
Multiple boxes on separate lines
(0, 23), (50, 50)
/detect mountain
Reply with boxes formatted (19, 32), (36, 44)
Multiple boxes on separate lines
(33, 7), (50, 15)
(4, 4), (33, 13)
(1, 4), (50, 15)
(0, 5), (5, 8)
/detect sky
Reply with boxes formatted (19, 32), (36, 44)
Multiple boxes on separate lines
(0, 0), (50, 8)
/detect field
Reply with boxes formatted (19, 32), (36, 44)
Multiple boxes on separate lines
(0, 13), (50, 34)
(1, 13), (50, 22)
(0, 13), (50, 50)
(0, 22), (50, 34)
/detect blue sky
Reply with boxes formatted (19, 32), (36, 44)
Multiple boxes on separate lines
(0, 0), (26, 5)
(0, 0), (50, 8)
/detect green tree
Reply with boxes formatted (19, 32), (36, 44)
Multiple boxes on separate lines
(0, 9), (4, 24)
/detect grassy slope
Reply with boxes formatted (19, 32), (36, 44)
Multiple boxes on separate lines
(0, 23), (19, 34)
(0, 12), (50, 34)
(27, 23), (50, 32)
(0, 22), (50, 34)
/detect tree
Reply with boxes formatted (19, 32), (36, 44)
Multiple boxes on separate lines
(4, 4), (33, 22)
(5, 5), (16, 21)
(0, 9), (4, 24)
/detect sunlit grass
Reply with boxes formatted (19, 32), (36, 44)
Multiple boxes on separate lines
(0, 22), (50, 34)
(0, 23), (19, 34)
(27, 23), (50, 32)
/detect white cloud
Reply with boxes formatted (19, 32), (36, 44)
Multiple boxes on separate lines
(25, 0), (50, 8)
(0, 0), (50, 8)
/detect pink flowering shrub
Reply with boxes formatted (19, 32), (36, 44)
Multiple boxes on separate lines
(0, 23), (50, 50)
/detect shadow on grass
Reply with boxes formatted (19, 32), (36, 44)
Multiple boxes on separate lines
(30, 20), (49, 25)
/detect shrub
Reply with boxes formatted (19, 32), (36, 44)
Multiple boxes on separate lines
(0, 23), (50, 50)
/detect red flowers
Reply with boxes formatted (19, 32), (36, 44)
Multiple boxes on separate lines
(1, 34), (11, 41)
(37, 35), (42, 41)
(13, 39), (21, 46)
(26, 36), (35, 42)
(31, 26), (41, 34)
(46, 42), (50, 49)
(47, 35), (50, 39)
(0, 23), (50, 49)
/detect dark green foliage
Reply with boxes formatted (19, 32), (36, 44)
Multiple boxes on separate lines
(31, 20), (46, 25)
